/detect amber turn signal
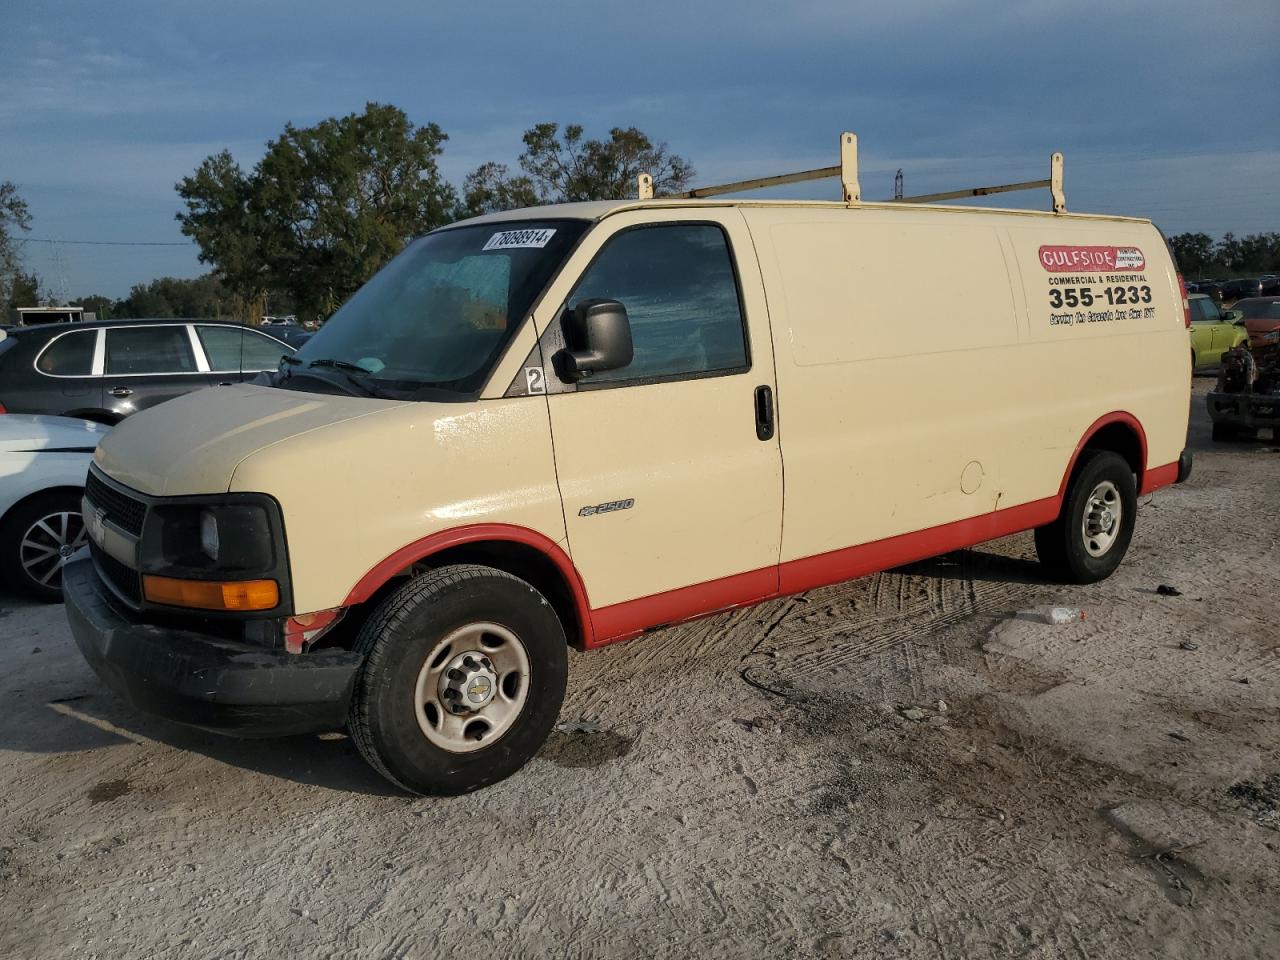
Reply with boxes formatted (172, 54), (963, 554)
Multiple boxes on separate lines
(143, 575), (279, 611)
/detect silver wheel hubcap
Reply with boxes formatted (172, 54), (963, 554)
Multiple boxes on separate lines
(413, 622), (530, 754)
(1081, 480), (1122, 558)
(20, 511), (86, 589)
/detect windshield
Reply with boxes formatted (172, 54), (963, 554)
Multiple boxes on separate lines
(292, 220), (588, 397)
(1236, 299), (1280, 320)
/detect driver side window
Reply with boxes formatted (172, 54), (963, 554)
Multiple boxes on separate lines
(567, 223), (749, 385)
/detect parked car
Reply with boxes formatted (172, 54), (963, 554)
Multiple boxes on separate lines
(1220, 278), (1264, 303)
(1187, 280), (1223, 302)
(0, 319), (295, 423)
(0, 415), (110, 600)
(1260, 276), (1280, 296)
(65, 195), (1191, 795)
(1188, 293), (1248, 369)
(1230, 297), (1280, 348)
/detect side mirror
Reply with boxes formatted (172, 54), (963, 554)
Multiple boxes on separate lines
(1223, 310), (1245, 324)
(557, 299), (633, 381)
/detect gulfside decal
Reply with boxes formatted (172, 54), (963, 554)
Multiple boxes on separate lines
(1037, 245), (1154, 329)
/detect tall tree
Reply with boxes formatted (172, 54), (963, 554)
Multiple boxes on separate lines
(1166, 232), (1215, 277)
(178, 103), (457, 321)
(0, 181), (34, 306)
(3, 270), (41, 322)
(459, 123), (695, 216)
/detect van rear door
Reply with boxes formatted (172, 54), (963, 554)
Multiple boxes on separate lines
(536, 210), (783, 638)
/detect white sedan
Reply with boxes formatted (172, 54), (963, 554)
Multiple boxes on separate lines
(0, 415), (109, 601)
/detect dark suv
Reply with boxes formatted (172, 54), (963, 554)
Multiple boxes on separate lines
(1221, 278), (1264, 303)
(0, 319), (294, 423)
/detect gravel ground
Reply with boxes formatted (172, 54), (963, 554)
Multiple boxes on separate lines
(1, 379), (1277, 959)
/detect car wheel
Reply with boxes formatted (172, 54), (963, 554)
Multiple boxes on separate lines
(0, 490), (88, 602)
(348, 563), (568, 795)
(1034, 450), (1136, 585)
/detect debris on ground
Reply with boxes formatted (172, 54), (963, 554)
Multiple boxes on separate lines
(554, 719), (601, 735)
(1016, 606), (1086, 625)
(1157, 584), (1183, 597)
(1227, 774), (1280, 830)
(749, 715), (781, 735)
(1180, 640), (1200, 651)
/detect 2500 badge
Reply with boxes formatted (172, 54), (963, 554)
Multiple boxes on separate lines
(1048, 285), (1152, 309)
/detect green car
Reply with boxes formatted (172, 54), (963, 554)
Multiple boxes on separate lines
(1189, 293), (1248, 370)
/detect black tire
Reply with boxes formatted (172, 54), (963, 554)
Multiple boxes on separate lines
(0, 490), (87, 602)
(348, 563), (568, 795)
(1034, 450), (1136, 585)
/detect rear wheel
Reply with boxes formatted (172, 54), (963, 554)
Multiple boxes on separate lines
(348, 564), (568, 795)
(0, 490), (87, 601)
(1034, 450), (1136, 584)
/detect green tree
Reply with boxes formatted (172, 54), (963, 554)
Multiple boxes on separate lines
(75, 293), (116, 320)
(1166, 232), (1215, 277)
(112, 274), (238, 319)
(3, 270), (41, 322)
(178, 103), (457, 321)
(459, 123), (695, 216)
(459, 161), (539, 217)
(1, 181), (34, 306)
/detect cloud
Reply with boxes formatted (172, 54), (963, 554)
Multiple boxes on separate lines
(1, 0), (1276, 297)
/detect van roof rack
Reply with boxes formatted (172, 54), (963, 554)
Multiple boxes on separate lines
(638, 131), (1066, 214)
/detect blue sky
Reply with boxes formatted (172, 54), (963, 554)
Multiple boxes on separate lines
(2, 0), (1277, 299)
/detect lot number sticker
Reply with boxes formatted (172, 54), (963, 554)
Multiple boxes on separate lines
(483, 228), (557, 251)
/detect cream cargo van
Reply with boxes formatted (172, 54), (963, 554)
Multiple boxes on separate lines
(65, 164), (1193, 794)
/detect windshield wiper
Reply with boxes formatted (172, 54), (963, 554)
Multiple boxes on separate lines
(309, 358), (375, 375)
(302, 357), (389, 398)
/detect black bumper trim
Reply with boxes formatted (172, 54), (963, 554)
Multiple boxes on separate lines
(64, 557), (360, 737)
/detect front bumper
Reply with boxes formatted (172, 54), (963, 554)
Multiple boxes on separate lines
(64, 557), (360, 737)
(1207, 390), (1280, 429)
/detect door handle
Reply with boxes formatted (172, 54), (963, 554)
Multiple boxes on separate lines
(109, 387), (133, 398)
(754, 384), (775, 441)
(217, 381), (234, 386)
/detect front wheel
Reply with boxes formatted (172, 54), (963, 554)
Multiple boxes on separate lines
(348, 564), (568, 795)
(1034, 450), (1137, 584)
(0, 490), (88, 601)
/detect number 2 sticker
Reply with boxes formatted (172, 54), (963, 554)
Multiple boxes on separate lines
(525, 367), (546, 394)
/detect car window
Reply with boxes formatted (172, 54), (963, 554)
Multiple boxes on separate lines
(198, 326), (294, 371)
(567, 224), (748, 385)
(36, 330), (97, 375)
(1190, 299), (1218, 323)
(1236, 300), (1280, 319)
(104, 326), (197, 375)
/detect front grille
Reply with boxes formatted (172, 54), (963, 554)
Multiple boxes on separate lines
(90, 542), (142, 604)
(85, 470), (147, 536)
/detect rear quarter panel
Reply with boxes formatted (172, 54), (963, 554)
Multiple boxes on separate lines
(1002, 218), (1189, 490)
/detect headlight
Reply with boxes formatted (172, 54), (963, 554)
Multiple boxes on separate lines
(137, 494), (288, 612)
(200, 509), (220, 561)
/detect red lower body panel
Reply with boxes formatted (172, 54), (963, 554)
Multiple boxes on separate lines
(587, 463), (1178, 648)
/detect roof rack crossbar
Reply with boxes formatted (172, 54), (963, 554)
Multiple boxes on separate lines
(895, 152), (1066, 213)
(673, 163), (841, 200)
(639, 134), (1065, 213)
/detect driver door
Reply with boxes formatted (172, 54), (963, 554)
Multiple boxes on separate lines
(535, 212), (784, 638)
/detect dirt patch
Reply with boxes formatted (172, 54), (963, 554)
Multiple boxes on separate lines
(538, 729), (634, 768)
(1228, 773), (1280, 830)
(86, 778), (132, 804)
